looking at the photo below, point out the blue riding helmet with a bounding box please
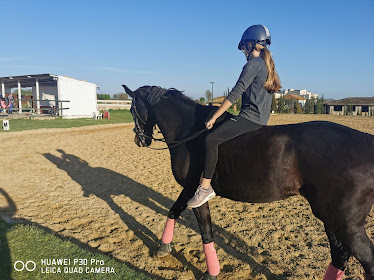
[238,24,271,52]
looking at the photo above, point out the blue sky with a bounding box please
[0,0,373,100]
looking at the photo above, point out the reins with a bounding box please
[139,127,208,150]
[131,90,208,150]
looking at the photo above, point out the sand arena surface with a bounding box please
[0,114,373,279]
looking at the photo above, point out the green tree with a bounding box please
[235,97,242,111]
[294,101,302,114]
[344,103,353,115]
[271,94,277,113]
[278,95,285,113]
[97,93,111,100]
[12,89,32,96]
[315,97,323,114]
[321,96,326,114]
[285,99,294,113]
[205,90,212,102]
[228,97,242,112]
[304,98,315,114]
[199,97,205,104]
[303,99,308,114]
[112,92,129,100]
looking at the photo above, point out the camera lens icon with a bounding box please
[14,261,36,272]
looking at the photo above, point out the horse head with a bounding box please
[122,85,164,147]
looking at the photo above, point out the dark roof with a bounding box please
[326,97,374,106]
[0,74,58,88]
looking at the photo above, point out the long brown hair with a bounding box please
[256,44,281,93]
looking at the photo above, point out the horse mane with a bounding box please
[139,86,196,106]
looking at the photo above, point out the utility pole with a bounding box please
[210,82,214,102]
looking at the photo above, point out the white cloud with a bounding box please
[0,64,41,69]
[0,57,26,62]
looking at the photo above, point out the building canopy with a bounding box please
[0,74,58,88]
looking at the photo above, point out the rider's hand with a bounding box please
[206,118,216,130]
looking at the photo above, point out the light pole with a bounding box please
[210,82,214,103]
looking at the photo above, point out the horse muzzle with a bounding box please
[134,134,151,147]
[134,135,142,147]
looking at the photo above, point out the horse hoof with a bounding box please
[200,272,217,280]
[157,241,172,257]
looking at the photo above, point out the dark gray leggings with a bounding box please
[203,115,263,179]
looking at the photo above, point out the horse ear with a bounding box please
[122,85,134,98]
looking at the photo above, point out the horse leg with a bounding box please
[302,181,374,279]
[328,196,374,279]
[343,227,374,280]
[157,188,193,257]
[193,202,220,280]
[322,211,374,279]
[323,230,351,280]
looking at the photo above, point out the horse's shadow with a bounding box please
[44,149,283,279]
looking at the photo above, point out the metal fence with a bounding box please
[97,100,131,110]
[1,99,70,116]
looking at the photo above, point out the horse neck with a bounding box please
[153,96,201,142]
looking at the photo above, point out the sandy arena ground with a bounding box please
[0,114,373,280]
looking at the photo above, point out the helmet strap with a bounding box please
[246,42,256,61]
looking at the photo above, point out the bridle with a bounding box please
[131,91,208,150]
[131,92,154,148]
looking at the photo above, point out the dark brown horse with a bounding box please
[123,85,374,280]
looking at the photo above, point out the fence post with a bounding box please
[36,79,40,114]
[18,80,22,114]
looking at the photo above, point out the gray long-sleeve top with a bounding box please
[226,57,272,125]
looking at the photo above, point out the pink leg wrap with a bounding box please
[161,218,176,244]
[203,242,220,276]
[323,264,345,280]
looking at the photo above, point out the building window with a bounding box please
[334,105,343,111]
[362,105,369,112]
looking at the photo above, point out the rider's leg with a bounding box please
[202,115,262,186]
[188,116,262,208]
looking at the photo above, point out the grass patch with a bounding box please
[0,110,133,132]
[227,109,239,115]
[0,218,151,280]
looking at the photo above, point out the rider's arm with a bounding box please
[211,99,232,121]
[206,99,233,129]
[206,60,261,128]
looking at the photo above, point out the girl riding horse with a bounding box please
[187,24,281,210]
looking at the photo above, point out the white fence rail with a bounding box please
[97,100,131,110]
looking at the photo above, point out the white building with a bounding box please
[275,89,318,100]
[0,74,98,118]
